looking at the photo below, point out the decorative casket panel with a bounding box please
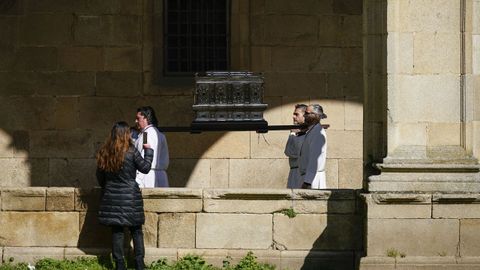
[192,71,268,129]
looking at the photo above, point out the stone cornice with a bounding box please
[375,163,480,173]
[432,193,480,203]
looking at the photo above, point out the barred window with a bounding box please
[164,0,230,76]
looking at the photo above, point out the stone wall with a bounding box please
[0,0,364,189]
[0,187,363,270]
[360,193,480,270]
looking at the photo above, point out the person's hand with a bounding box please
[143,144,151,149]
[301,182,311,189]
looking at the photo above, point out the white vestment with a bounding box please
[298,123,327,189]
[135,125,170,188]
[284,132,306,188]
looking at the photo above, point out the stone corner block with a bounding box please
[158,213,196,248]
[460,219,480,257]
[74,188,102,211]
[143,188,203,213]
[367,219,459,256]
[46,187,75,211]
[2,187,46,211]
[274,213,362,251]
[144,212,159,248]
[0,212,79,247]
[196,213,273,249]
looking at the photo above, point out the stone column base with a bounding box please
[368,162,480,192]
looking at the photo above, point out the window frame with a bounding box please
[162,0,231,77]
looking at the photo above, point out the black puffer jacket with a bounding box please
[96,146,153,226]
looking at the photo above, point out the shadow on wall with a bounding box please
[0,0,365,189]
[0,96,362,188]
[0,98,363,189]
[300,189,365,270]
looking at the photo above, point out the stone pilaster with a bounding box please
[365,0,480,193]
[362,0,480,269]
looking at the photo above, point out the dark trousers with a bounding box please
[111,225,145,270]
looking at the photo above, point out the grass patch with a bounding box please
[0,252,276,270]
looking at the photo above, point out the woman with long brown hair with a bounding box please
[96,121,153,270]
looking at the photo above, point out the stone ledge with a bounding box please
[3,247,64,264]
[142,188,203,199]
[228,249,281,266]
[377,162,480,172]
[457,257,480,264]
[144,198,202,213]
[363,194,432,218]
[63,248,109,258]
[204,199,291,213]
[292,189,356,200]
[203,188,292,200]
[177,249,228,267]
[145,248,177,264]
[368,177,480,193]
[1,187,46,211]
[292,199,357,214]
[370,193,432,204]
[142,189,203,212]
[432,193,480,203]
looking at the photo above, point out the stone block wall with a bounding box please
[0,187,364,270]
[473,0,480,158]
[0,0,364,189]
[360,193,480,270]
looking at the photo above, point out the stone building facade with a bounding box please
[0,0,363,189]
[0,0,480,269]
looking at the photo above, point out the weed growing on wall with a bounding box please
[278,208,297,218]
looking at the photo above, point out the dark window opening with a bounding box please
[164,0,230,76]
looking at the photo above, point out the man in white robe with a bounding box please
[134,106,170,188]
[299,104,327,189]
[284,104,307,188]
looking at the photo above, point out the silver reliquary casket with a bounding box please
[192,71,268,131]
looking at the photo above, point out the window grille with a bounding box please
[164,0,230,76]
